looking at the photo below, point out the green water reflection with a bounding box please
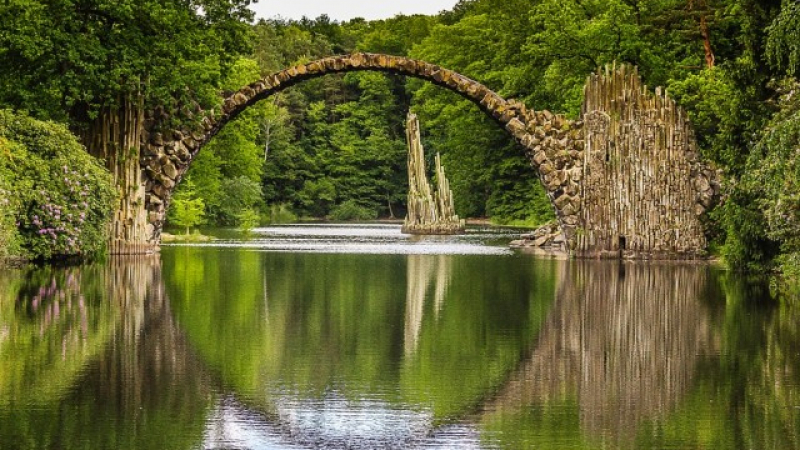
[164,247,558,420]
[0,258,211,450]
[0,244,797,449]
[479,262,800,450]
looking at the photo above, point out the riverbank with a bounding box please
[161,232,214,243]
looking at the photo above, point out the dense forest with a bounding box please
[0,0,798,276]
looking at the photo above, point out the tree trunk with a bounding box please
[688,0,715,69]
[700,14,715,69]
[263,120,271,161]
[77,95,155,255]
[387,196,395,219]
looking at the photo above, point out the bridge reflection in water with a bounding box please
[480,261,719,447]
[1,252,797,449]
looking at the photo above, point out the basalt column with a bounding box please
[577,65,719,259]
[402,113,465,235]
[78,95,156,255]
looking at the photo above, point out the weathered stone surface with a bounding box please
[539,162,555,176]
[403,113,465,235]
[163,162,178,180]
[510,221,567,254]
[233,92,248,106]
[136,54,716,260]
[576,64,719,260]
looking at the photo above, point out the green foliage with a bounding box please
[408,12,552,222]
[668,67,768,172]
[168,178,206,235]
[767,1,800,76]
[0,0,254,124]
[723,79,800,272]
[265,203,298,224]
[216,175,263,226]
[0,161,20,258]
[0,110,115,260]
[329,200,377,221]
[185,57,269,225]
[236,208,260,233]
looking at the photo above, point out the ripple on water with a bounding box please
[166,224,519,256]
[201,394,491,450]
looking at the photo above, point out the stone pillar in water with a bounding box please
[402,113,465,235]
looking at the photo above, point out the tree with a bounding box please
[0,0,254,246]
[217,176,263,225]
[168,179,206,235]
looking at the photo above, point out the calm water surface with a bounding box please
[1,224,798,449]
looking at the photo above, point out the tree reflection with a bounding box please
[0,263,119,406]
[165,248,557,423]
[6,248,794,449]
[481,262,800,450]
[0,257,212,450]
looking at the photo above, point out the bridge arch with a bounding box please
[141,53,583,247]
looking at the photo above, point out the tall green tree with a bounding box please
[0,0,253,245]
[408,11,553,222]
[168,178,206,235]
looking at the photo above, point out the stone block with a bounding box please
[505,118,526,136]
[539,162,555,175]
[163,162,178,180]
[234,92,248,106]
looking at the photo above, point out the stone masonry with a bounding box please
[138,54,718,259]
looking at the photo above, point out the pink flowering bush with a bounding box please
[0,110,115,260]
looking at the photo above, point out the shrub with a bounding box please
[236,208,260,233]
[0,110,115,260]
[329,200,377,222]
[0,160,21,258]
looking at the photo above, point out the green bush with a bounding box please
[329,200,377,222]
[0,165,21,258]
[236,208,260,233]
[0,110,115,260]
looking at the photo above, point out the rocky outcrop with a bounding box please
[402,113,465,235]
[576,64,720,259]
[510,221,567,255]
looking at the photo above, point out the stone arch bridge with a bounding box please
[124,53,718,259]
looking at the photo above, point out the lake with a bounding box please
[0,224,798,449]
